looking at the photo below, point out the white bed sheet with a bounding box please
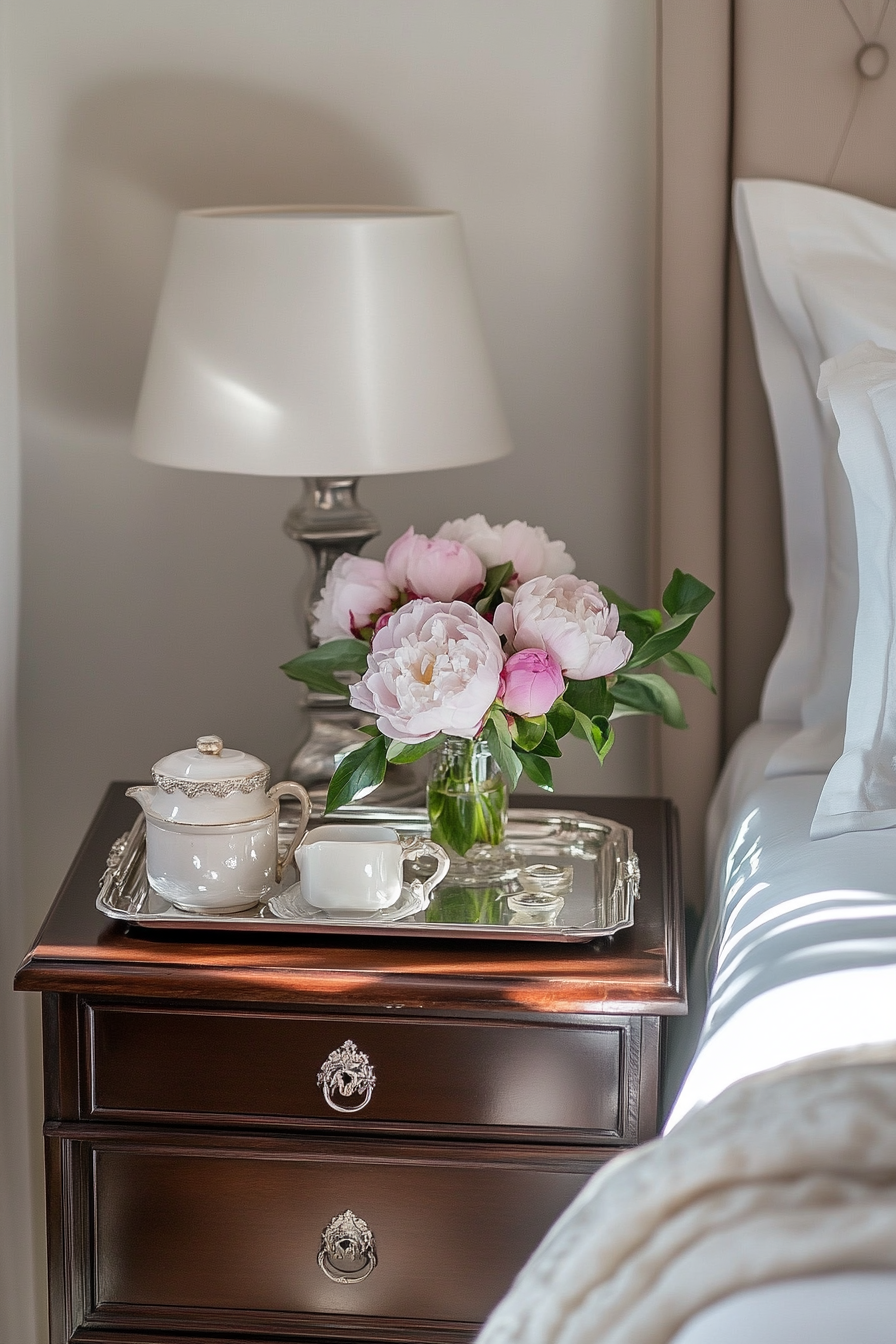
[664,721,896,1128]
[671,1274,896,1344]
[661,723,896,1341]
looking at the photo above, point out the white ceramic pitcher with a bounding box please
[297,824,450,913]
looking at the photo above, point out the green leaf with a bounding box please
[600,585,637,615]
[547,699,576,740]
[325,734,388,811]
[602,585,662,621]
[572,709,591,741]
[385,733,446,764]
[357,723,381,738]
[564,707,612,759]
[609,702,646,719]
[517,751,554,790]
[280,661,349,698]
[663,649,717,693]
[281,638,370,698]
[509,714,546,752]
[626,613,697,668]
[587,715,615,762]
[484,710,523,789]
[612,672,687,729]
[475,561,515,614]
[617,610,662,652]
[662,569,715,619]
[532,726,562,758]
[563,676,613,721]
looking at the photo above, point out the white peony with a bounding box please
[311,555,398,641]
[350,599,504,743]
[494,575,633,680]
[436,514,575,586]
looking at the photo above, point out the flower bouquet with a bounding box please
[282,515,714,860]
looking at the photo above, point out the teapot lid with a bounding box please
[151,736,270,800]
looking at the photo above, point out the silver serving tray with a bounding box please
[96,802,639,942]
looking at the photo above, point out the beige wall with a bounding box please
[10,6,655,1336]
[13,0,656,928]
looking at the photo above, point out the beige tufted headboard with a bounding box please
[655,0,896,906]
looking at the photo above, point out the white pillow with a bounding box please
[811,343,896,840]
[733,180,896,776]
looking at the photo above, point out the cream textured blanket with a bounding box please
[477,1046,896,1344]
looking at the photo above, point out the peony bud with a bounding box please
[498,650,565,718]
[384,527,485,603]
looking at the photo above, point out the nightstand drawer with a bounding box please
[63,1130,598,1338]
[84,1002,638,1141]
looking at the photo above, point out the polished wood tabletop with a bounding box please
[16,786,685,1018]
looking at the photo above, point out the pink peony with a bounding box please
[494,575,633,680]
[311,555,398,641]
[498,649,565,718]
[384,527,485,603]
[436,514,575,587]
[350,599,503,743]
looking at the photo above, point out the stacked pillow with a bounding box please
[734,180,896,782]
[812,344,896,838]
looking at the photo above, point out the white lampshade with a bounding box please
[132,206,514,476]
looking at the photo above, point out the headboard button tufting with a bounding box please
[856,42,889,80]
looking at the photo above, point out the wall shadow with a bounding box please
[39,74,416,420]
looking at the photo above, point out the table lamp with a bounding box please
[131,206,514,800]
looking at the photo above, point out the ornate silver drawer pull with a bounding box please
[318,1209,377,1283]
[317,1040,376,1113]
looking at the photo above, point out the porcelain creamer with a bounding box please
[296,823,450,912]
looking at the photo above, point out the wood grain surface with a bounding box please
[53,1127,601,1336]
[16,789,685,1018]
[84,1001,638,1142]
[20,789,685,1344]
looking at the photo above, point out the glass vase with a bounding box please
[426,736,509,880]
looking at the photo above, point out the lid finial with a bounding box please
[197,735,224,755]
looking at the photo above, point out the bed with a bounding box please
[654,0,896,1174]
[476,717,896,1340]
[666,723,896,1128]
[474,4,896,1341]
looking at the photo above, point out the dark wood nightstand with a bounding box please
[16,788,684,1344]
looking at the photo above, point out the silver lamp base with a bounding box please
[283,476,426,810]
[286,699,425,811]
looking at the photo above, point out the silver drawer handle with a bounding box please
[318,1209,377,1283]
[317,1039,376,1113]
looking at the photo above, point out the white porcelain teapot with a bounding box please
[127,736,311,913]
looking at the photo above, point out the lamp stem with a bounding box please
[283,477,380,635]
[283,477,424,808]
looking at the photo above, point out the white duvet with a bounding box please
[665,721,896,1128]
[477,723,896,1344]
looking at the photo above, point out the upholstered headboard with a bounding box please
[656,0,896,903]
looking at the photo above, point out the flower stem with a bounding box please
[427,736,507,856]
